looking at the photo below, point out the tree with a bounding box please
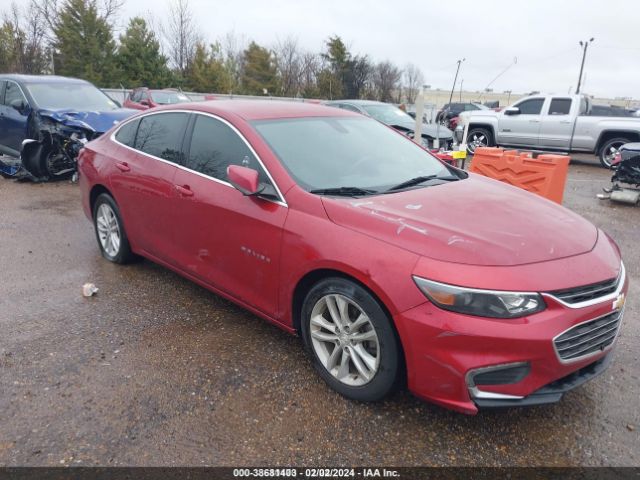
[241,41,278,95]
[165,0,200,78]
[0,1,49,74]
[221,30,246,93]
[403,62,424,104]
[52,0,119,86]
[373,61,402,103]
[185,42,232,93]
[344,55,373,99]
[273,36,302,97]
[319,35,350,99]
[117,17,171,88]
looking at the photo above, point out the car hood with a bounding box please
[38,108,137,134]
[390,119,453,139]
[459,109,498,120]
[321,175,598,266]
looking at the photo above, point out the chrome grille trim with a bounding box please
[543,263,625,309]
[553,308,624,364]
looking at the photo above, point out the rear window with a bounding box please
[134,113,188,163]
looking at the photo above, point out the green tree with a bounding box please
[0,21,21,72]
[52,0,118,86]
[241,41,278,95]
[116,17,171,88]
[184,42,232,93]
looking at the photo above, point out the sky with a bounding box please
[3,0,639,98]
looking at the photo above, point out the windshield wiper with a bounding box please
[385,175,459,192]
[309,186,379,197]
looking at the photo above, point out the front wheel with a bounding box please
[301,277,401,402]
[599,137,630,169]
[466,128,493,155]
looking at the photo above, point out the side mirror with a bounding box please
[10,98,26,113]
[227,165,263,196]
[504,107,520,116]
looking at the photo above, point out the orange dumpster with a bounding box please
[470,147,570,204]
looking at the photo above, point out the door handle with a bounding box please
[115,162,130,172]
[529,119,540,123]
[175,184,194,197]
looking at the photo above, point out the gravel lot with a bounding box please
[0,155,638,466]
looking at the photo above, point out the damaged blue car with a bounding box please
[0,75,136,180]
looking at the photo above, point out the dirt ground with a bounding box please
[0,155,638,466]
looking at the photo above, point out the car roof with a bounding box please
[157,100,358,121]
[0,74,90,85]
[327,99,387,107]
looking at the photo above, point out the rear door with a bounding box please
[170,113,288,315]
[538,97,574,149]
[109,111,190,261]
[497,97,545,146]
[0,81,30,155]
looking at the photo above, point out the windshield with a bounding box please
[152,91,191,104]
[252,117,452,192]
[26,82,119,111]
[361,104,412,125]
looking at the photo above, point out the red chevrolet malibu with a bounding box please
[78,101,628,414]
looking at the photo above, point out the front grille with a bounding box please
[548,275,619,305]
[554,310,623,362]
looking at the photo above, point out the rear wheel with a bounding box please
[466,128,493,155]
[599,137,630,169]
[93,193,135,264]
[301,277,401,402]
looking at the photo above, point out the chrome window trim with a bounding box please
[542,263,625,309]
[110,109,288,208]
[552,307,624,365]
[465,362,527,401]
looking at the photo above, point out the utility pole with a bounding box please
[448,58,465,107]
[576,38,594,94]
[459,79,463,102]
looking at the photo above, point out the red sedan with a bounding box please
[78,101,628,414]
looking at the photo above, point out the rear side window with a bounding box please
[114,119,139,147]
[549,98,572,115]
[135,113,188,163]
[516,98,544,115]
[185,114,269,183]
[130,89,142,102]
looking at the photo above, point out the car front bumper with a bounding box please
[394,279,628,415]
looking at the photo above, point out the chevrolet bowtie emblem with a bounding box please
[613,293,626,311]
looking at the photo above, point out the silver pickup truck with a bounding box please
[456,94,640,167]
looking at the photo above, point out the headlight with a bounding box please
[413,276,546,319]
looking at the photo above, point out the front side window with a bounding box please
[361,104,412,124]
[548,98,572,115]
[134,113,188,163]
[253,116,452,192]
[185,114,269,183]
[4,81,27,108]
[515,98,544,115]
[339,104,361,113]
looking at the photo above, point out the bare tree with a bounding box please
[403,62,424,104]
[1,1,50,74]
[299,51,321,97]
[373,61,402,103]
[221,30,247,92]
[165,0,200,75]
[273,36,302,96]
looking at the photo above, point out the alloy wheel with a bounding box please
[96,203,121,257]
[309,294,380,386]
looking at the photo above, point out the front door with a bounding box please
[171,113,288,316]
[497,97,545,147]
[0,81,30,155]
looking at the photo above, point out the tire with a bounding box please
[92,193,136,264]
[599,137,630,169]
[466,127,493,155]
[300,277,401,402]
